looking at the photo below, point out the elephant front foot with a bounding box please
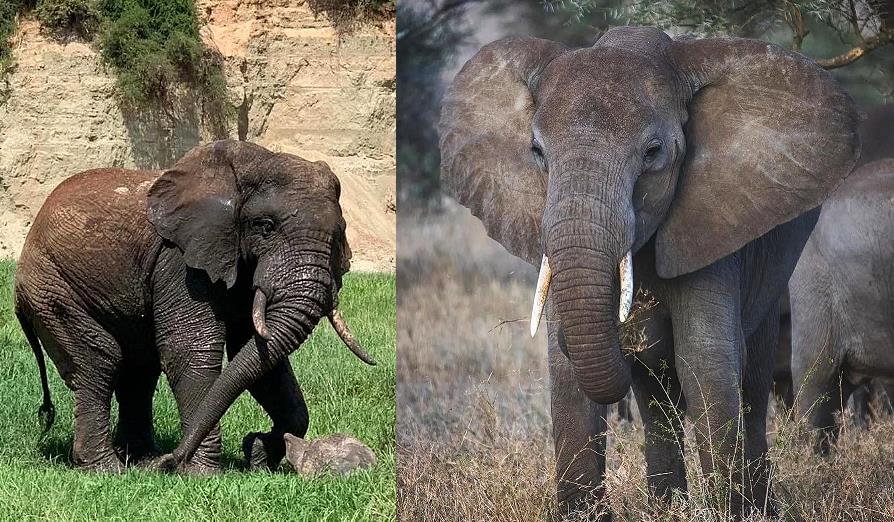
[182,458,223,476]
[242,431,286,470]
[148,453,179,473]
[80,452,126,474]
[553,492,612,522]
[148,453,222,475]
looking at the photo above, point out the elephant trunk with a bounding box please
[540,160,634,404]
[173,245,335,464]
[549,238,632,404]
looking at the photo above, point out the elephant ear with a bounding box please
[147,141,240,288]
[439,37,568,267]
[654,36,860,278]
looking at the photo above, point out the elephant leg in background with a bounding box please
[234,338,310,470]
[34,301,124,471]
[740,302,781,514]
[669,256,755,517]
[113,360,161,463]
[790,280,849,453]
[868,380,894,422]
[153,261,227,474]
[547,300,610,520]
[631,314,688,503]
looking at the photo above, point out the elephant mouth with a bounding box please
[251,287,377,365]
[529,250,634,337]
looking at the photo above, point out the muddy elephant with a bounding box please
[14,140,375,473]
[439,27,858,517]
[790,158,894,452]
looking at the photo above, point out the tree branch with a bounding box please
[396,0,482,42]
[815,29,894,69]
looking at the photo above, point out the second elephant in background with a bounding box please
[790,158,894,450]
[774,104,894,416]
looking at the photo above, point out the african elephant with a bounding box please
[439,27,859,517]
[774,103,894,414]
[14,140,375,473]
[790,158,894,452]
[775,292,893,422]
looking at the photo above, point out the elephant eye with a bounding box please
[643,140,663,165]
[254,218,275,237]
[531,137,544,162]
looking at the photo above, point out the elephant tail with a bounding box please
[15,309,55,433]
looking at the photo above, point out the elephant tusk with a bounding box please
[329,309,377,366]
[619,250,633,323]
[252,288,272,341]
[530,255,551,338]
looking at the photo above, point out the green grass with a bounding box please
[0,260,395,521]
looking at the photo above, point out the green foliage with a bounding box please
[0,0,31,76]
[308,0,396,33]
[0,262,396,520]
[96,0,229,114]
[35,0,99,38]
[1,0,230,124]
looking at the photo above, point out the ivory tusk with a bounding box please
[619,250,633,323]
[252,288,272,340]
[530,255,552,337]
[329,309,377,366]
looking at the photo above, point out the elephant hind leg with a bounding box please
[240,350,309,470]
[114,362,160,464]
[29,298,124,471]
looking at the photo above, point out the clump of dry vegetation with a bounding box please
[397,205,894,522]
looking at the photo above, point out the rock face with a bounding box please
[0,2,395,271]
[283,432,377,476]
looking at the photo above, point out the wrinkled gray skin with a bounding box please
[15,140,371,473]
[790,158,894,452]
[439,27,859,518]
[775,295,894,421]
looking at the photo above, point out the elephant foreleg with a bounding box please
[153,262,227,474]
[166,352,225,474]
[631,315,687,503]
[547,299,610,521]
[669,256,749,518]
[741,303,781,515]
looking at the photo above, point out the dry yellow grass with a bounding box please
[397,204,894,522]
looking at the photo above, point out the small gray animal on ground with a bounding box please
[284,433,377,476]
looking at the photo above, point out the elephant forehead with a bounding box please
[261,155,340,196]
[536,49,677,138]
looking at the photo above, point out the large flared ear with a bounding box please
[439,37,568,267]
[147,141,243,288]
[654,36,860,278]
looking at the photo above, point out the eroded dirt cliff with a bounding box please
[0,0,395,271]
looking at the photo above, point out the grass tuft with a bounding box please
[0,260,395,521]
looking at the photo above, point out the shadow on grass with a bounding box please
[36,429,261,471]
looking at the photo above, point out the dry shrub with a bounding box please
[397,206,894,521]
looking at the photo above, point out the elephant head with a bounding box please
[146,140,374,465]
[439,27,859,404]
